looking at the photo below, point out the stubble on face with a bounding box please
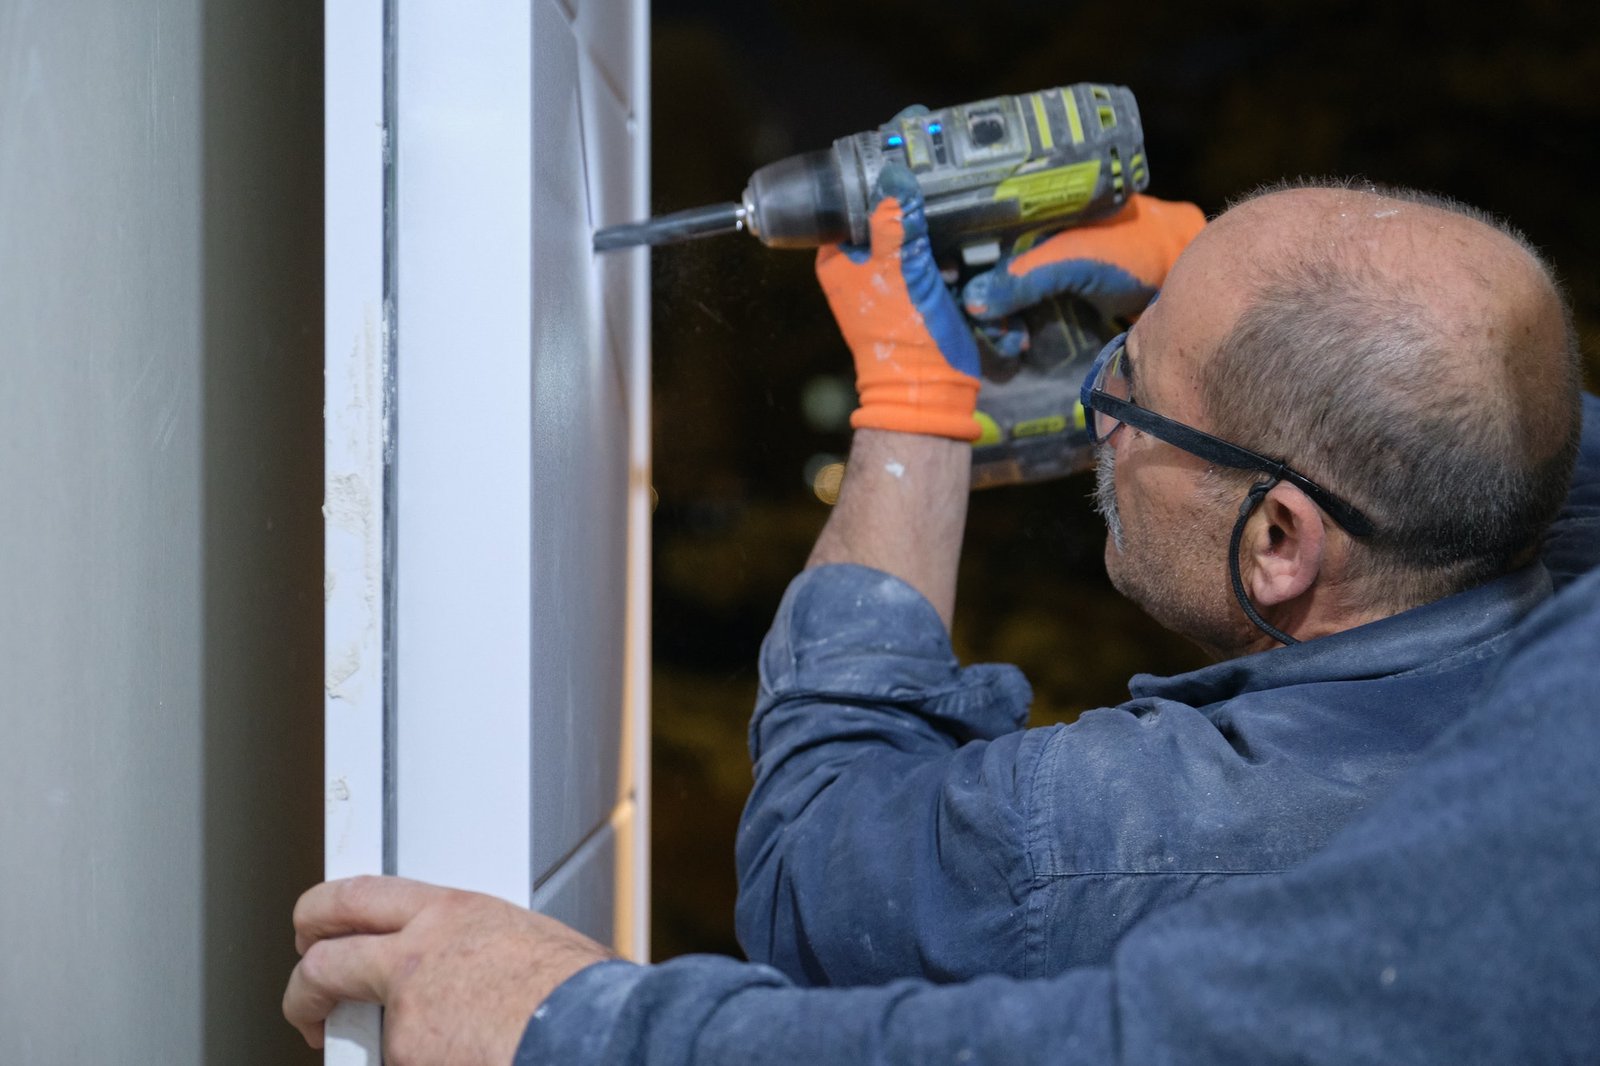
[1093,444,1125,552]
[1093,435,1252,659]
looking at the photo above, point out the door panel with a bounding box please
[324,0,649,1059]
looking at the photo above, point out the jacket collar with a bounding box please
[1129,564,1553,705]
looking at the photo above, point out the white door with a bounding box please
[323,1,650,1059]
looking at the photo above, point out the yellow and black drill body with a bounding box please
[594,84,1151,486]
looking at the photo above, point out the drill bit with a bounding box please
[593,202,748,252]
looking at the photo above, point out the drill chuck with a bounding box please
[740,149,851,248]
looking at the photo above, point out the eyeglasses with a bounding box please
[1079,333,1376,539]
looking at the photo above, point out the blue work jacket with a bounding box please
[729,390,1600,987]
[732,559,1550,986]
[519,563,1600,1065]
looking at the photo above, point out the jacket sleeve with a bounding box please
[516,955,1117,1066]
[1542,391,1600,589]
[732,563,1041,986]
[518,566,1600,1066]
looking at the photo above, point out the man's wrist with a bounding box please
[805,428,971,624]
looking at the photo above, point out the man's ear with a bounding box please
[1242,481,1326,607]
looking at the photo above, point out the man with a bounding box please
[287,560,1600,1065]
[283,178,1600,1058]
[732,170,1594,986]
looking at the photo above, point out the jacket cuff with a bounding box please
[514,959,647,1065]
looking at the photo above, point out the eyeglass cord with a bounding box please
[1229,478,1301,647]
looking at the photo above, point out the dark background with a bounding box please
[647,0,1600,960]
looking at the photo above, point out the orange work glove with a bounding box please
[961,194,1206,354]
[816,164,982,441]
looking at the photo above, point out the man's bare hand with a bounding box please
[283,875,614,1065]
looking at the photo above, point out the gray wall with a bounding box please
[0,1,323,1062]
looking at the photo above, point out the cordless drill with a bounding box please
[594,84,1150,486]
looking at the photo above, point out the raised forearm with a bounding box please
[807,429,970,628]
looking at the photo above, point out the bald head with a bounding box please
[1180,183,1581,606]
[1210,187,1572,451]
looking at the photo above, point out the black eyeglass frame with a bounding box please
[1080,334,1377,539]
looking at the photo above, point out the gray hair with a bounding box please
[1199,182,1582,609]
